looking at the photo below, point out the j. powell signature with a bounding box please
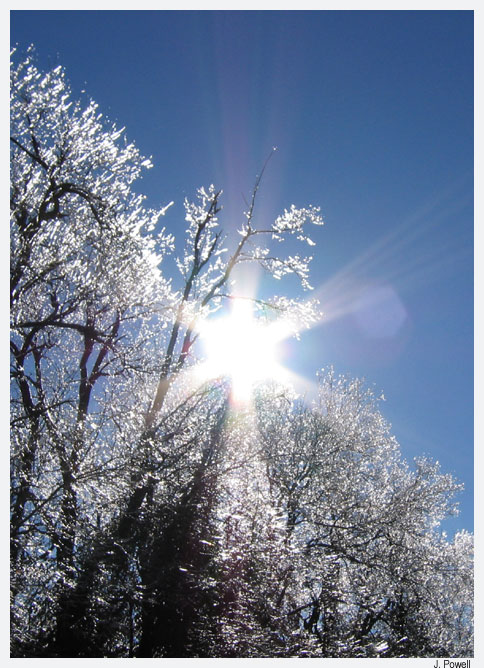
[433,660,470,668]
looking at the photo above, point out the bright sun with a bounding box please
[197,299,288,402]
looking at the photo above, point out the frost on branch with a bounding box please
[237,202,324,291]
[272,204,323,243]
[257,295,322,337]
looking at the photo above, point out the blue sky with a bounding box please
[10,10,474,535]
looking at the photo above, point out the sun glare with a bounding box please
[198,299,287,402]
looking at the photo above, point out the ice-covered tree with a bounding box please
[254,372,473,657]
[10,49,472,658]
[10,45,178,654]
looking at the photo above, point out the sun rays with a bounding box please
[187,178,472,411]
[196,297,291,404]
[313,180,472,330]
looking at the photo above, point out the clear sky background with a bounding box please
[10,9,474,535]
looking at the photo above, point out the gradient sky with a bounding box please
[10,9,474,535]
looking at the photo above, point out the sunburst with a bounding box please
[196,298,290,403]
